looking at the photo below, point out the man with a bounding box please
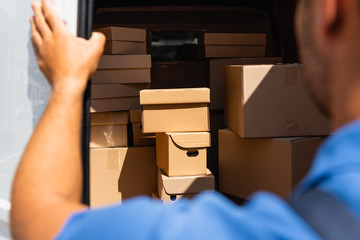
[10,0,360,239]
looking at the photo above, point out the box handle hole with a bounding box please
[187,150,199,157]
[170,195,177,201]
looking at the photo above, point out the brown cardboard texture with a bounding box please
[158,169,214,203]
[204,33,266,46]
[156,132,210,177]
[95,27,146,42]
[91,97,140,113]
[218,129,324,198]
[140,88,210,133]
[224,64,330,138]
[205,46,266,58]
[130,109,142,123]
[209,58,283,110]
[103,41,146,55]
[91,83,150,99]
[93,55,151,84]
[90,112,128,148]
[90,147,156,207]
[129,110,155,146]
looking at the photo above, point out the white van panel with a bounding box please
[0,0,78,238]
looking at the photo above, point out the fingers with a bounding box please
[30,16,43,47]
[89,32,106,55]
[41,0,66,32]
[31,1,51,38]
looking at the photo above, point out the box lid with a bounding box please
[129,109,142,123]
[95,26,146,42]
[98,55,151,69]
[204,33,266,46]
[168,132,211,149]
[160,169,214,195]
[140,88,210,105]
[91,112,128,126]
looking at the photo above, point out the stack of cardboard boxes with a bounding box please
[140,88,215,203]
[219,64,330,198]
[89,27,157,207]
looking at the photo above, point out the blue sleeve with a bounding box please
[55,191,320,240]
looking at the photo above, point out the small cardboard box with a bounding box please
[90,146,156,207]
[95,26,146,55]
[140,88,210,133]
[224,64,330,138]
[205,46,266,58]
[209,58,283,110]
[219,129,324,198]
[93,55,151,84]
[158,168,215,203]
[204,33,267,46]
[91,97,140,113]
[156,132,211,177]
[91,83,150,99]
[129,109,155,147]
[90,112,128,148]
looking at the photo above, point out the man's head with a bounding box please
[295,0,360,121]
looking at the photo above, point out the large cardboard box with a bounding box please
[158,169,215,203]
[204,33,266,46]
[93,55,151,84]
[219,129,324,198]
[90,97,140,113]
[129,109,155,147]
[209,58,282,110]
[156,132,210,177]
[205,46,266,58]
[224,64,330,138]
[95,27,146,55]
[140,88,210,133]
[90,112,128,148]
[90,147,157,207]
[91,83,150,99]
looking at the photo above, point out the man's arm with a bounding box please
[10,1,105,239]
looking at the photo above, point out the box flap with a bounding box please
[91,112,128,125]
[160,169,214,195]
[129,109,142,123]
[140,88,210,105]
[95,26,146,42]
[168,132,211,149]
[98,55,151,69]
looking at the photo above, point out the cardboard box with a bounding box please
[224,65,330,138]
[209,58,283,110]
[129,109,155,147]
[90,112,128,148]
[140,88,210,133]
[205,46,266,58]
[92,55,151,84]
[91,83,150,99]
[156,132,211,177]
[219,129,324,198]
[158,169,215,203]
[90,147,157,207]
[204,33,266,46]
[91,97,140,113]
[95,27,146,55]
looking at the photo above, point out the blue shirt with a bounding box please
[56,120,360,240]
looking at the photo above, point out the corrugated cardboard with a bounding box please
[92,55,151,84]
[205,46,266,58]
[129,109,155,147]
[91,97,140,113]
[90,147,156,207]
[156,132,210,177]
[224,64,330,138]
[92,69,151,84]
[90,112,128,148]
[96,26,147,55]
[204,33,266,46]
[209,58,283,110]
[158,168,214,203]
[91,83,150,99]
[140,88,210,133]
[219,129,324,198]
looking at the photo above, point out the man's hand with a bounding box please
[30,0,105,96]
